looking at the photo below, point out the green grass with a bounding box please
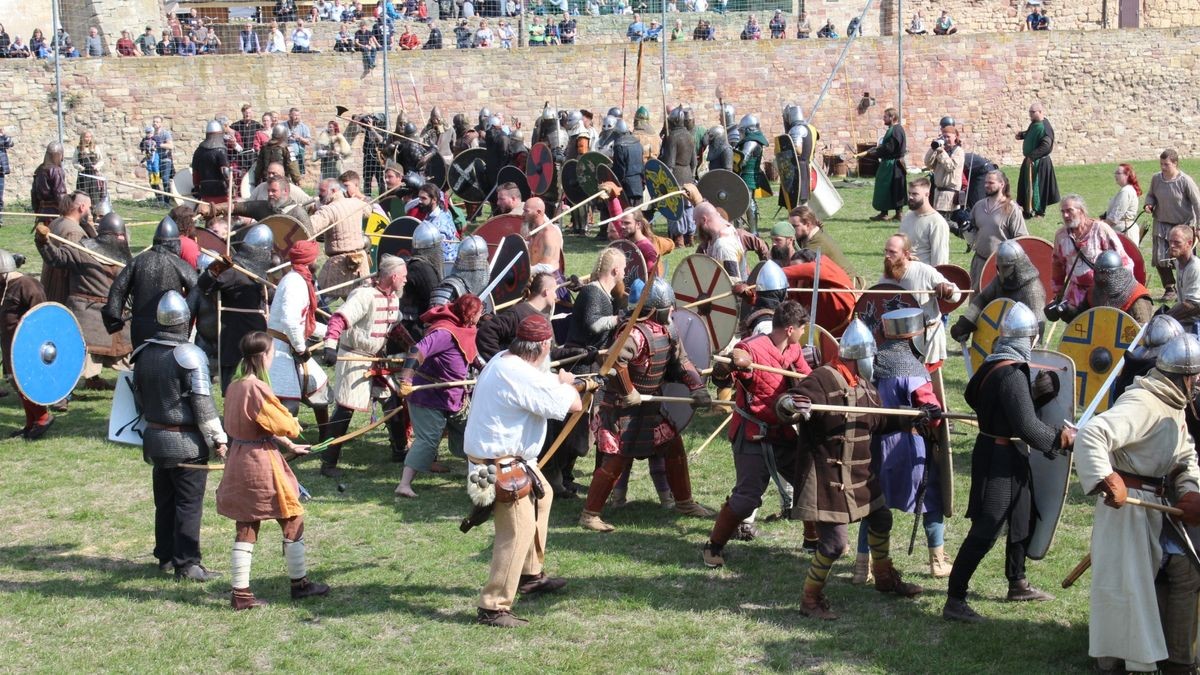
[1,158,1194,673]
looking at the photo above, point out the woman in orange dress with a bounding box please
[216,331,330,610]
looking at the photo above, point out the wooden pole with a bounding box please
[534,190,608,235]
[45,232,125,268]
[596,190,687,227]
[689,413,732,459]
[711,354,805,379]
[80,173,205,205]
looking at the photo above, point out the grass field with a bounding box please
[1,157,1195,673]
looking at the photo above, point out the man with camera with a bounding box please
[924,122,964,219]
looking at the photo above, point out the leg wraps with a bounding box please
[660,437,693,503]
[322,405,355,467]
[282,538,307,581]
[648,455,670,493]
[708,502,743,549]
[865,507,894,562]
[231,541,254,589]
[584,454,632,512]
[805,550,837,592]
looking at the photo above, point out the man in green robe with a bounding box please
[868,108,906,222]
[1016,102,1059,219]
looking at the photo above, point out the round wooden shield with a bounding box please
[170,167,194,205]
[698,169,751,222]
[561,159,588,205]
[474,214,525,259]
[597,165,628,209]
[799,324,839,367]
[780,258,857,337]
[853,283,921,344]
[661,382,696,433]
[644,159,685,222]
[1059,306,1140,415]
[606,240,648,295]
[967,299,1016,377]
[525,142,556,196]
[11,302,87,406]
[1117,231,1147,285]
[262,213,308,260]
[1024,348,1077,560]
[576,151,612,198]
[673,308,713,377]
[449,147,488,202]
[774,133,802,211]
[195,228,228,257]
[672,254,738,351]
[424,151,448,190]
[934,264,972,313]
[364,211,389,248]
[980,236,1053,295]
[489,234,532,308]
[497,164,531,201]
[375,216,420,262]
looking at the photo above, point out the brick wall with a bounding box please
[1,27,1198,199]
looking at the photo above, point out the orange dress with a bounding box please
[216,375,305,522]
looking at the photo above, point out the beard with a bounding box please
[770,244,793,265]
[985,186,1000,197]
[907,198,923,211]
[883,257,906,280]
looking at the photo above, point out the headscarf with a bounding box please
[289,240,320,336]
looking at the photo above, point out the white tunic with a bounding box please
[464,351,576,462]
[326,284,402,411]
[267,272,327,401]
[899,210,950,266]
[1105,184,1141,241]
[881,261,959,364]
[1074,370,1200,671]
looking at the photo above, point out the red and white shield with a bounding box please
[672,254,738,351]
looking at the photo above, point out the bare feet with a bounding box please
[394,483,417,498]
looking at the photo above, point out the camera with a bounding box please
[930,137,946,151]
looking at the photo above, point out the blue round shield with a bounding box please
[11,302,87,405]
[644,159,685,222]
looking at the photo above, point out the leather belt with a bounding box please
[980,432,1011,446]
[148,422,197,433]
[1117,470,1166,497]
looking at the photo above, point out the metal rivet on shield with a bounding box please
[1089,347,1113,373]
[40,342,57,365]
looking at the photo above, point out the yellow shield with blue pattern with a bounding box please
[1058,306,1140,414]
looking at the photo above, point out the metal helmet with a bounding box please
[541,107,557,121]
[720,103,736,128]
[636,106,651,122]
[156,290,190,327]
[94,212,125,238]
[1095,249,1123,272]
[881,307,925,340]
[153,215,180,244]
[607,106,623,119]
[237,223,275,256]
[1131,314,1185,361]
[645,277,676,309]
[1157,334,1200,375]
[838,317,877,360]
[783,103,804,128]
[455,235,488,271]
[739,114,759,132]
[452,112,468,130]
[755,260,788,292]
[205,119,223,135]
[403,171,426,192]
[478,107,492,126]
[682,105,695,129]
[705,125,726,144]
[486,115,502,131]
[614,119,630,135]
[412,221,445,250]
[271,123,289,141]
[0,249,16,274]
[403,122,418,136]
[566,110,583,127]
[667,106,685,127]
[996,239,1028,266]
[939,116,956,129]
[999,302,1039,339]
[602,115,617,132]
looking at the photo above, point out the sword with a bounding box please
[960,340,974,379]
[480,249,525,302]
[807,253,822,352]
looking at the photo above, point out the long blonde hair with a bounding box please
[592,247,627,281]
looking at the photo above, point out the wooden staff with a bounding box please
[334,105,434,148]
[785,287,974,295]
[639,395,978,420]
[1061,553,1091,589]
[316,276,366,296]
[681,287,748,310]
[555,274,592,291]
[547,349,607,369]
[711,354,805,379]
[689,413,733,459]
[45,231,126,268]
[0,210,58,218]
[596,190,687,227]
[80,173,205,205]
[1127,497,1184,516]
[535,190,609,234]
[307,182,404,241]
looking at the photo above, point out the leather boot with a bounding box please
[607,488,627,508]
[928,546,952,578]
[657,489,676,510]
[702,542,726,568]
[674,499,716,517]
[231,587,268,610]
[290,577,331,599]
[850,553,873,585]
[706,503,744,557]
[802,521,819,554]
[1006,578,1054,602]
[942,596,985,623]
[477,607,529,627]
[799,588,838,621]
[673,235,685,248]
[579,509,615,532]
[684,233,694,246]
[1159,661,1199,675]
[873,559,923,597]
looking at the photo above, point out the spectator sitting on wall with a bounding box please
[202,31,221,54]
[643,20,660,41]
[816,19,838,38]
[156,30,176,55]
[847,16,862,36]
[691,19,705,40]
[116,30,138,57]
[472,19,493,47]
[56,28,79,57]
[905,10,927,35]
[769,9,786,39]
[670,18,684,41]
[334,24,355,51]
[934,10,958,34]
[30,28,48,58]
[84,26,103,57]
[178,35,198,56]
[399,23,420,48]
[276,0,298,22]
[239,25,261,53]
[291,19,316,52]
[704,20,716,40]
[796,12,812,38]
[740,15,762,40]
[423,22,443,48]
[345,1,363,21]
[416,0,430,22]
[454,19,472,48]
[355,20,379,71]
[627,13,646,42]
[191,20,209,47]
[0,23,9,53]
[9,35,31,58]
[1036,7,1050,30]
[136,26,156,55]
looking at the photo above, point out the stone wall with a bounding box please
[1,27,1198,199]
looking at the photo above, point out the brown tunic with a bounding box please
[216,375,304,522]
[36,239,131,357]
[788,362,902,523]
[40,216,88,305]
[0,274,47,376]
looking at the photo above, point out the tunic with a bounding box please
[727,333,809,444]
[465,352,575,462]
[1146,171,1200,268]
[1051,221,1131,308]
[1016,119,1060,217]
[0,274,45,377]
[1074,370,1200,670]
[871,124,906,212]
[967,198,1028,288]
[215,375,305,522]
[267,271,328,401]
[198,267,268,370]
[880,261,958,364]
[924,144,965,212]
[798,227,853,276]
[313,196,373,300]
[873,367,942,514]
[1104,184,1141,241]
[41,216,88,305]
[326,284,402,411]
[898,210,950,266]
[703,227,748,281]
[36,238,132,358]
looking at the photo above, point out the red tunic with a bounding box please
[729,333,811,442]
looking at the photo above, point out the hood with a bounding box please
[1131,368,1189,411]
